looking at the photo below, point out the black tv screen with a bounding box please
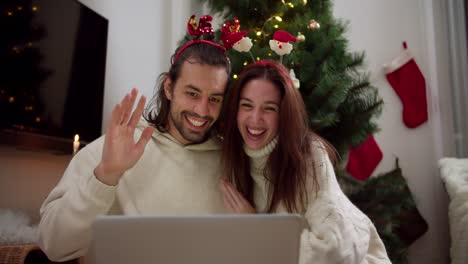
[0,0,108,150]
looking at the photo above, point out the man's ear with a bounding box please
[163,75,173,100]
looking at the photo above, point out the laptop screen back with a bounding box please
[92,214,304,264]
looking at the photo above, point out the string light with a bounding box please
[303,0,307,5]
[281,0,295,8]
[17,6,23,11]
[243,61,248,66]
[256,57,260,61]
[268,53,272,57]
[275,16,282,22]
[274,24,279,29]
[35,117,41,123]
[9,97,15,103]
[233,74,238,79]
[32,6,38,12]
[7,11,13,16]
[256,31,262,36]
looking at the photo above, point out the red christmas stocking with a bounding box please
[384,42,428,128]
[346,135,383,181]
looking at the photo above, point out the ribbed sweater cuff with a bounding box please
[85,174,117,206]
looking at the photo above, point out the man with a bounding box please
[38,38,230,261]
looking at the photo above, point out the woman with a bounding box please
[220,60,391,263]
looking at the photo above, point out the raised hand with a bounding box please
[94,88,154,186]
[220,178,256,214]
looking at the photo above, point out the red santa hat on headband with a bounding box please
[273,30,297,43]
[270,30,297,56]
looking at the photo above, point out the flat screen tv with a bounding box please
[0,0,108,153]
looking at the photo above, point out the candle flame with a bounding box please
[74,134,79,142]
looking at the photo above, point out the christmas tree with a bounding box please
[205,0,382,155]
[0,0,49,132]
[201,0,428,263]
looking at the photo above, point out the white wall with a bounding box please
[333,0,453,263]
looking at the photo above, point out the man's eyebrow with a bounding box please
[185,84,201,92]
[185,84,225,96]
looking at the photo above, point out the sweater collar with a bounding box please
[244,136,279,159]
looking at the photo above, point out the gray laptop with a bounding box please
[91,214,304,264]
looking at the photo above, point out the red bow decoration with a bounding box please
[221,17,248,49]
[187,15,214,38]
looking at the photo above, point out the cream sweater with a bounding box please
[38,120,225,261]
[245,138,392,264]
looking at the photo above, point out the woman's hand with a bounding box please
[220,178,256,214]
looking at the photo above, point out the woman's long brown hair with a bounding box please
[221,60,336,213]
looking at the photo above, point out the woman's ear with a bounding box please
[163,75,173,100]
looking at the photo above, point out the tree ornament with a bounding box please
[307,19,320,30]
[297,32,305,42]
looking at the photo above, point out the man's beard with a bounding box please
[169,110,213,144]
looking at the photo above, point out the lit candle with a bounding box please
[73,134,80,155]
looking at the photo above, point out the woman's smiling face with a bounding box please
[237,78,281,150]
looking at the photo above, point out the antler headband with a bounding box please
[173,15,227,64]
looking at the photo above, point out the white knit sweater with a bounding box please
[244,138,392,264]
[38,120,225,261]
